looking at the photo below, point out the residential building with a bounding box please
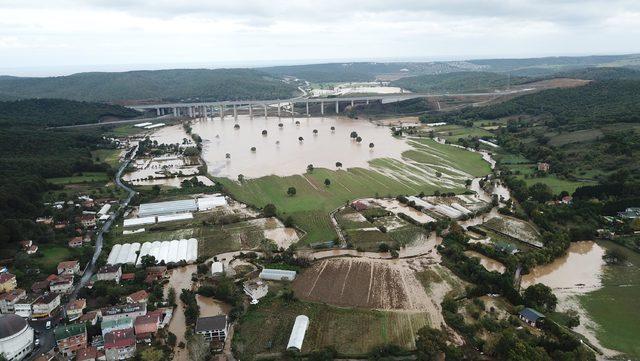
[76,346,103,361]
[50,275,74,293]
[54,323,87,358]
[243,279,268,303]
[30,280,50,295]
[32,293,61,318]
[134,314,159,343]
[14,294,40,318]
[537,162,550,172]
[57,260,80,275]
[519,308,545,328]
[120,273,135,282]
[35,217,53,225]
[104,328,136,361]
[0,273,17,293]
[618,207,640,219]
[101,303,146,323]
[76,311,100,326]
[26,245,38,255]
[0,288,26,314]
[195,315,228,341]
[67,298,86,321]
[101,317,133,336]
[97,265,122,284]
[68,237,84,248]
[80,214,97,228]
[126,290,148,304]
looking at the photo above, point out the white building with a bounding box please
[211,262,224,276]
[0,314,34,361]
[286,315,309,351]
[259,268,296,281]
[243,280,268,303]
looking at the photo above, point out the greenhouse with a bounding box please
[138,199,197,217]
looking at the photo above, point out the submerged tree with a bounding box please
[335,162,342,168]
[307,164,314,173]
[298,136,304,142]
[237,174,244,183]
[225,153,231,159]
[234,124,240,129]
[278,123,284,127]
[287,187,297,196]
[369,142,375,148]
[250,146,256,152]
[356,136,362,143]
[261,129,268,135]
[331,126,336,131]
[350,131,358,139]
[324,178,331,187]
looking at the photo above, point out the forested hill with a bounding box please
[0,68,298,102]
[0,99,140,127]
[434,80,640,128]
[390,71,531,93]
[549,67,640,81]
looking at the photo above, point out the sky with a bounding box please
[1,0,640,76]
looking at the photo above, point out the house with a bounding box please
[537,162,550,172]
[195,315,228,341]
[120,273,135,282]
[14,294,40,318]
[211,261,224,276]
[31,280,50,294]
[0,288,26,313]
[36,217,53,225]
[0,272,17,292]
[618,207,640,219]
[26,244,39,254]
[57,260,80,275]
[126,290,148,304]
[55,323,88,358]
[76,346,103,361]
[519,308,545,328]
[104,328,136,361]
[32,293,61,318]
[67,298,87,321]
[69,236,84,248]
[19,240,32,250]
[134,314,159,342]
[101,303,146,323]
[80,214,97,228]
[77,310,100,326]
[144,266,168,284]
[101,317,134,336]
[50,275,74,293]
[97,265,122,283]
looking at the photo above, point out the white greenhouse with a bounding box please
[138,199,197,217]
[286,315,309,351]
[197,196,227,211]
[123,216,156,228]
[132,238,199,266]
[259,268,296,281]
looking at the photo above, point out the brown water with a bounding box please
[186,115,411,179]
[464,250,506,274]
[521,241,605,290]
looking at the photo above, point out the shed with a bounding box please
[286,315,309,351]
[519,308,545,327]
[211,262,224,276]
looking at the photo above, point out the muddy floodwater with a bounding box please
[177,115,412,179]
[464,250,506,274]
[521,241,605,290]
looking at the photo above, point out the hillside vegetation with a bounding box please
[0,98,140,126]
[0,68,298,102]
[391,71,531,93]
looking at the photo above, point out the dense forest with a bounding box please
[0,99,128,246]
[390,71,531,93]
[467,54,640,75]
[0,69,299,102]
[549,67,640,81]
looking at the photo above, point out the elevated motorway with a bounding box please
[127,88,530,118]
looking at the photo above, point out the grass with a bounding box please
[92,149,122,168]
[579,241,640,359]
[47,172,109,185]
[388,225,427,247]
[34,244,82,274]
[234,295,431,358]
[220,138,489,244]
[522,176,594,194]
[346,229,395,251]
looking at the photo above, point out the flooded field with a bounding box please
[184,115,411,179]
[464,250,506,274]
[521,241,605,290]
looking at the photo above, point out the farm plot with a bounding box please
[482,215,543,248]
[292,257,450,326]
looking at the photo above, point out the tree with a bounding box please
[287,187,297,196]
[369,142,374,148]
[335,162,342,168]
[356,136,362,143]
[324,178,331,187]
[225,153,231,159]
[298,136,304,142]
[167,287,176,306]
[523,283,557,312]
[330,126,335,131]
[140,347,165,361]
[263,203,277,217]
[187,334,209,361]
[529,183,553,203]
[350,131,358,139]
[140,255,157,268]
[167,332,177,347]
[278,123,283,127]
[250,146,256,152]
[603,248,627,265]
[435,171,442,178]
[234,124,240,129]
[415,326,449,360]
[237,174,244,183]
[465,179,472,187]
[261,129,267,135]
[313,129,318,134]
[307,164,314,173]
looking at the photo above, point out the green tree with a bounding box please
[335,161,342,168]
[350,131,358,139]
[307,164,314,173]
[263,203,277,217]
[140,255,157,268]
[529,182,553,203]
[287,187,297,196]
[139,347,165,361]
[237,174,244,183]
[324,178,331,187]
[415,326,449,360]
[523,283,557,312]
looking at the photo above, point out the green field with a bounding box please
[503,162,594,194]
[92,149,122,168]
[35,244,84,274]
[234,296,431,358]
[220,138,490,243]
[47,172,109,185]
[579,242,640,360]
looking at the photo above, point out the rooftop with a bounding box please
[98,265,121,274]
[57,260,79,269]
[101,317,133,330]
[519,308,545,322]
[54,323,86,341]
[0,314,28,339]
[104,328,135,348]
[127,290,148,302]
[195,315,227,333]
[0,273,16,283]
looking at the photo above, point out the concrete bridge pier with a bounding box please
[249,104,253,118]
[366,99,370,105]
[320,101,324,115]
[277,103,281,117]
[351,100,354,107]
[264,104,268,118]
[156,108,161,116]
[233,104,237,119]
[173,108,178,117]
[335,101,339,114]
[306,101,309,116]
[219,105,224,119]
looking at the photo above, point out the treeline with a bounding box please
[0,69,298,102]
[427,80,640,129]
[391,71,531,93]
[0,98,140,126]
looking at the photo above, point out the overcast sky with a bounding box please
[1,0,640,76]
